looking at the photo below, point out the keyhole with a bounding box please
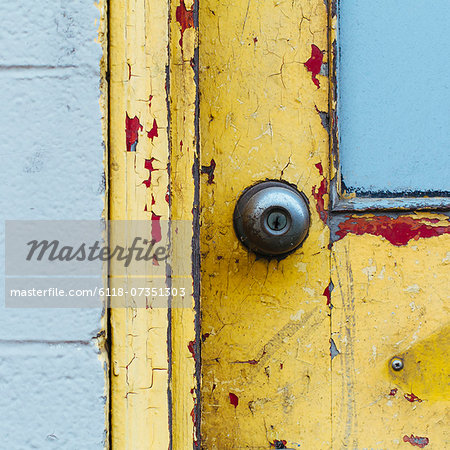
[267,210,288,231]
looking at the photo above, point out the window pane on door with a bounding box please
[338,1,450,195]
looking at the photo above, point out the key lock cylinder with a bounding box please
[233,181,310,257]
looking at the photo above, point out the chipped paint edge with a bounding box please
[169,0,200,447]
[109,0,171,447]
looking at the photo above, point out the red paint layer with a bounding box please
[336,216,450,246]
[229,393,239,408]
[176,0,194,47]
[125,114,143,152]
[304,44,324,88]
[148,119,158,141]
[312,163,328,223]
[151,213,161,244]
[201,159,216,184]
[190,387,199,447]
[323,282,332,307]
[315,162,324,176]
[148,95,153,108]
[403,435,429,448]
[389,388,398,396]
[270,440,287,449]
[188,340,195,358]
[143,158,156,188]
[404,392,422,403]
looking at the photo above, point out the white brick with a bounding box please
[0,342,106,449]
[0,0,101,67]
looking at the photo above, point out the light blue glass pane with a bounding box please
[338,1,450,194]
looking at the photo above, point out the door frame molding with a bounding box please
[109,0,199,447]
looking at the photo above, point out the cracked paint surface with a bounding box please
[197,0,450,448]
[312,162,328,224]
[175,0,194,47]
[142,158,155,188]
[170,0,200,446]
[110,0,171,447]
[200,0,330,448]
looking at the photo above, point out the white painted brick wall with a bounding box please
[0,0,106,448]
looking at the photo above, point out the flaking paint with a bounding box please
[403,434,430,448]
[335,214,450,246]
[147,119,158,141]
[312,162,329,224]
[304,44,324,89]
[125,114,143,152]
[109,0,171,448]
[169,0,200,445]
[200,159,216,185]
[199,0,330,448]
[175,0,194,47]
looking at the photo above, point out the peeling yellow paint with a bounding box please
[199,0,330,448]
[169,0,199,446]
[109,0,170,447]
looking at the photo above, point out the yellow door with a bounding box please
[109,0,449,448]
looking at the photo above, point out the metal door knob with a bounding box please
[233,181,310,257]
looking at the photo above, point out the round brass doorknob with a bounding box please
[233,181,310,257]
